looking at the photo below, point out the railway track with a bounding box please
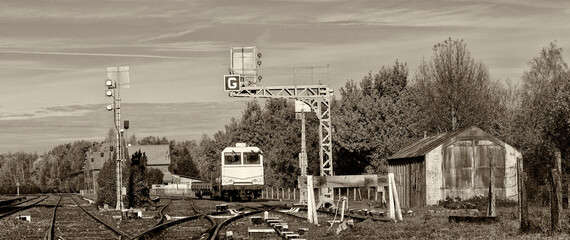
[214,201,392,239]
[45,196,62,239]
[0,196,24,207]
[135,197,214,240]
[50,195,131,239]
[2,194,386,239]
[0,195,72,239]
[0,196,45,219]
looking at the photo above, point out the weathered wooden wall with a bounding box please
[389,157,425,208]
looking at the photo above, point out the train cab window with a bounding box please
[244,152,260,165]
[224,152,241,165]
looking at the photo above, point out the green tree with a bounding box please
[138,136,169,145]
[125,150,150,208]
[96,158,116,207]
[169,140,200,178]
[413,38,503,133]
[146,168,164,185]
[333,60,417,174]
[0,152,40,194]
[197,134,223,180]
[518,42,570,202]
[43,141,92,192]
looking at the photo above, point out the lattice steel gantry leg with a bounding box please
[302,97,334,208]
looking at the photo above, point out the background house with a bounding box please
[388,126,521,208]
[171,174,203,184]
[130,145,172,184]
[85,149,110,194]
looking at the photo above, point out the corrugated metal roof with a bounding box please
[388,126,472,160]
[131,145,171,166]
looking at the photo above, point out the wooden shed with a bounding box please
[387,126,521,208]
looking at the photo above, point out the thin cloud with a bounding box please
[312,1,567,28]
[0,104,99,121]
[0,2,191,21]
[0,50,194,60]
[136,26,204,43]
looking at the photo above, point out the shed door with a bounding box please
[409,160,425,207]
[390,158,425,208]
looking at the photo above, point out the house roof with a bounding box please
[388,126,504,161]
[130,145,171,166]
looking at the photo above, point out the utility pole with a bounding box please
[83,152,88,193]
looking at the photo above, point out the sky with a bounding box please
[1,0,569,153]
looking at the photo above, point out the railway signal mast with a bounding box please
[224,47,334,208]
[105,66,130,211]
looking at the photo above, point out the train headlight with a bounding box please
[252,177,263,183]
[222,178,234,184]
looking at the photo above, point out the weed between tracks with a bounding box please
[331,206,570,240]
[7,196,570,239]
[221,200,570,239]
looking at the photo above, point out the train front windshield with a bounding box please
[223,151,261,165]
[224,152,241,165]
[244,152,260,165]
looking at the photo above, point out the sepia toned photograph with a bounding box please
[1,1,569,239]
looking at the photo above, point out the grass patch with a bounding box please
[330,206,570,239]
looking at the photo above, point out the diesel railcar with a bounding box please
[194,143,264,201]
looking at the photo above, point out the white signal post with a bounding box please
[106,66,129,211]
[296,100,311,204]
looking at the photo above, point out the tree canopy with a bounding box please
[413,38,503,134]
[2,39,570,205]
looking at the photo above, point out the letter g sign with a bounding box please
[224,75,241,92]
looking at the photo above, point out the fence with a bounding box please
[150,184,197,197]
[149,184,387,204]
[262,186,386,204]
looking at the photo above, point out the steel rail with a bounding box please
[131,198,211,240]
[45,196,63,240]
[0,197,24,207]
[151,199,170,228]
[0,196,46,219]
[208,209,262,240]
[131,214,203,240]
[69,195,132,239]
